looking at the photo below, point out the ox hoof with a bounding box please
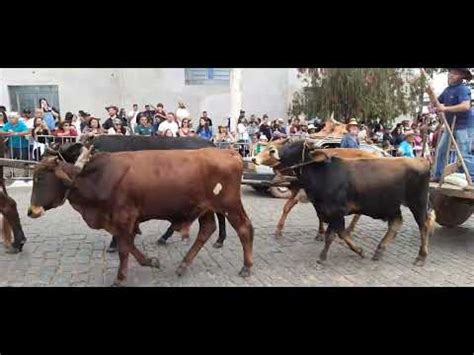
[372,252,383,261]
[111,279,126,287]
[176,264,188,277]
[156,238,167,246]
[317,257,327,266]
[413,257,426,267]
[274,230,283,239]
[213,241,224,249]
[357,248,365,258]
[239,266,251,278]
[148,257,161,269]
[315,233,324,241]
[5,245,22,254]
[107,246,117,253]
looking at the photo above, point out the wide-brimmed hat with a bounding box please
[308,124,316,129]
[7,112,20,119]
[448,68,473,81]
[346,118,359,128]
[105,105,119,112]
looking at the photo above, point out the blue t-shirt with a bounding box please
[43,111,56,131]
[3,121,29,148]
[340,134,359,148]
[438,83,472,130]
[398,140,415,158]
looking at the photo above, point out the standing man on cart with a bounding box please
[430,68,473,182]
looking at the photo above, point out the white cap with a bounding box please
[259,134,268,141]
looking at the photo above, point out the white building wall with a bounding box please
[0,68,299,126]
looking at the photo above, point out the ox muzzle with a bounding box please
[27,205,45,219]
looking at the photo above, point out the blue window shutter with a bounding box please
[185,68,231,85]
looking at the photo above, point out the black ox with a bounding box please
[253,140,436,265]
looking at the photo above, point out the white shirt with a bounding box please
[237,123,249,141]
[176,108,190,121]
[158,121,179,137]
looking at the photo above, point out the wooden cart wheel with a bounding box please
[431,191,474,227]
[269,186,293,199]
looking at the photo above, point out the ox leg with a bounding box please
[176,212,216,277]
[129,240,160,269]
[315,212,326,241]
[113,236,132,287]
[372,215,403,261]
[213,213,227,249]
[346,214,361,238]
[275,189,299,239]
[107,236,118,253]
[318,217,344,264]
[157,226,175,245]
[2,214,12,248]
[337,229,365,258]
[225,206,254,278]
[412,208,435,267]
[1,196,27,254]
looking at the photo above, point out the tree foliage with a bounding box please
[290,68,445,126]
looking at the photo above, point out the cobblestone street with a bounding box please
[1,185,474,287]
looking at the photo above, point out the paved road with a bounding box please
[1,185,474,287]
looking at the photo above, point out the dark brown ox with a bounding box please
[28,148,253,286]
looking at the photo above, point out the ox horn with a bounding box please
[45,146,59,156]
[74,146,93,170]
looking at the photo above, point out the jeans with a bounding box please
[10,147,29,160]
[435,128,474,178]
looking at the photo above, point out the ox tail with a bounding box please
[425,199,436,238]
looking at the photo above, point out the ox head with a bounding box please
[252,138,289,167]
[27,146,92,218]
[253,139,335,169]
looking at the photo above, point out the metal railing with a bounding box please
[1,135,79,182]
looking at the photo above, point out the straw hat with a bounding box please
[7,112,20,119]
[347,118,359,128]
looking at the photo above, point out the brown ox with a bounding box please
[28,148,253,286]
[255,140,378,240]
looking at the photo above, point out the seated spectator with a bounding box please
[247,118,259,138]
[397,131,416,158]
[20,109,34,129]
[272,118,287,140]
[382,127,394,146]
[108,118,131,135]
[288,118,301,136]
[163,129,174,137]
[0,111,7,128]
[382,140,392,155]
[31,117,51,160]
[259,115,273,141]
[213,125,235,144]
[54,121,78,145]
[82,117,105,140]
[54,121,78,137]
[0,112,30,160]
[196,117,213,141]
[178,118,192,137]
[391,124,405,147]
[158,112,179,137]
[308,124,317,136]
[254,134,269,154]
[135,114,154,136]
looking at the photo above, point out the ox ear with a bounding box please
[310,149,333,163]
[54,163,75,187]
